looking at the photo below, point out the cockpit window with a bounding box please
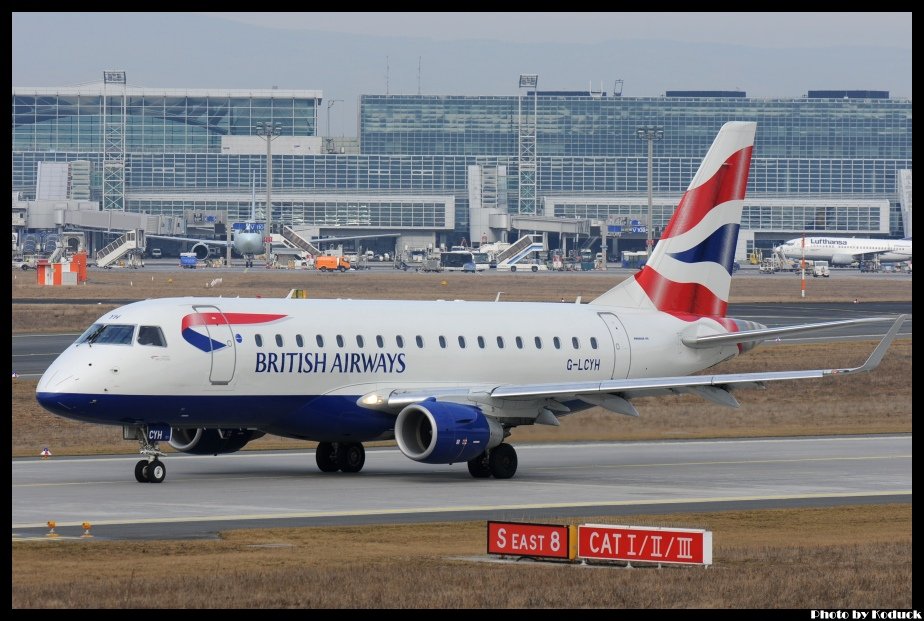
[77,323,135,346]
[137,326,167,347]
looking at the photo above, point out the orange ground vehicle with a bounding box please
[315,255,351,272]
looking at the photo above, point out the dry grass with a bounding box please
[11,504,911,608]
[11,269,912,333]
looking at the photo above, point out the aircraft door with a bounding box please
[597,312,631,379]
[191,305,236,385]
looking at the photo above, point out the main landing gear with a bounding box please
[133,427,167,483]
[315,442,366,473]
[467,443,518,479]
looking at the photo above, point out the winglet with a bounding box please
[831,314,905,376]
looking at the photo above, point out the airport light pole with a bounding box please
[326,99,343,138]
[255,121,282,266]
[636,125,664,255]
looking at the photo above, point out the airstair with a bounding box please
[282,226,322,257]
[771,247,797,271]
[495,234,545,268]
[96,229,144,268]
[46,242,65,264]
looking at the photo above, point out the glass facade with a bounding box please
[11,86,912,238]
[12,88,320,153]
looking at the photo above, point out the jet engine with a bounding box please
[394,400,503,464]
[831,253,856,266]
[190,243,212,260]
[169,428,264,455]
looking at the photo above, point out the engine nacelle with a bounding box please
[395,400,503,464]
[190,243,212,260]
[169,428,264,455]
[831,253,856,266]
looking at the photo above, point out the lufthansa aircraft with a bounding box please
[36,122,905,483]
[775,236,912,265]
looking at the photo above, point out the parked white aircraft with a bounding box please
[36,122,904,483]
[775,237,912,265]
[149,175,267,267]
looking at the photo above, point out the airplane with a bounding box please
[775,236,912,266]
[149,174,267,267]
[35,122,905,484]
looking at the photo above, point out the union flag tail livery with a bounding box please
[594,121,756,317]
[36,120,904,483]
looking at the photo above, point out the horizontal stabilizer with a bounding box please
[682,317,895,349]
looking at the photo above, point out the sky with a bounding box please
[12,12,912,137]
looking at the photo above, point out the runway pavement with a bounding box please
[11,435,911,540]
[10,302,914,377]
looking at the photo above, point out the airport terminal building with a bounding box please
[11,76,912,258]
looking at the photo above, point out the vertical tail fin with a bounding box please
[250,171,257,222]
[592,121,756,317]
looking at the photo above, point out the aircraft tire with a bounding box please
[146,460,166,483]
[134,460,149,483]
[315,442,340,472]
[339,443,365,473]
[467,452,492,478]
[489,444,518,479]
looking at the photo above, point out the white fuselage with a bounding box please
[35,297,741,440]
[232,231,264,256]
[777,237,912,265]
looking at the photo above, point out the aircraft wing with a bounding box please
[681,317,894,349]
[359,315,905,418]
[310,233,400,243]
[146,234,231,247]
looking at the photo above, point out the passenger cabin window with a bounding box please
[336,335,344,347]
[356,335,365,348]
[477,336,485,349]
[416,335,424,348]
[496,336,505,349]
[458,336,466,348]
[553,336,561,349]
[77,324,135,346]
[316,335,324,347]
[534,336,542,349]
[295,334,304,348]
[572,337,580,349]
[376,335,384,348]
[438,336,447,348]
[515,336,523,349]
[255,334,263,347]
[396,335,405,348]
[275,334,283,347]
[137,326,167,347]
[590,337,598,349]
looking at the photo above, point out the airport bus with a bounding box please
[439,250,477,272]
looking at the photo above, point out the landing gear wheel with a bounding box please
[339,443,366,473]
[489,444,518,479]
[134,460,149,483]
[467,452,492,478]
[146,459,166,483]
[315,442,340,472]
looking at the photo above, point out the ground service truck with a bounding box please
[315,255,351,272]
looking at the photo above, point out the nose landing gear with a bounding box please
[132,427,168,483]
